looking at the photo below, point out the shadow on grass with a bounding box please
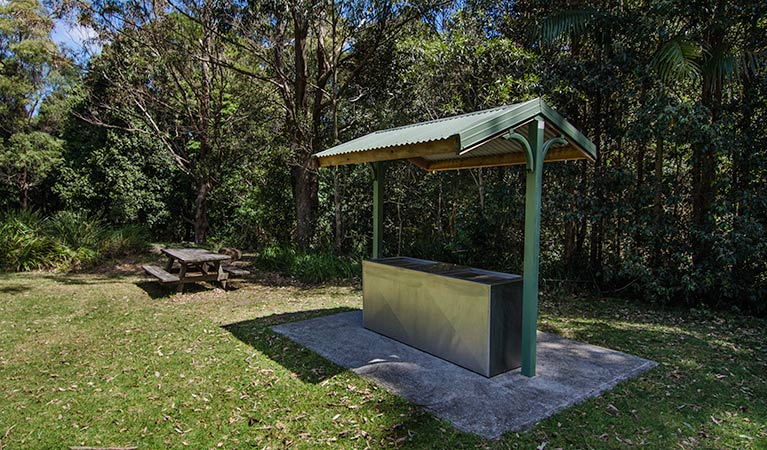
[36,272,136,285]
[135,280,178,298]
[222,307,357,384]
[135,280,240,299]
[222,307,479,446]
[0,284,32,294]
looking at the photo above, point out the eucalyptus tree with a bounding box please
[0,0,61,137]
[80,0,270,243]
[226,0,447,250]
[0,0,70,208]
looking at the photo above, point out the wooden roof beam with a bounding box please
[412,146,587,172]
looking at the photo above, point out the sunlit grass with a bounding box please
[0,269,765,449]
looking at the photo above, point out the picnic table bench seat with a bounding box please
[222,266,250,277]
[142,265,180,284]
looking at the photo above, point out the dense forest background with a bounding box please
[1,0,765,314]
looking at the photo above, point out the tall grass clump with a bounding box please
[291,253,358,283]
[101,225,149,258]
[256,245,360,283]
[256,245,297,273]
[0,210,64,271]
[44,211,105,267]
[45,211,105,251]
[0,210,149,272]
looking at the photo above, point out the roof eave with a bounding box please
[458,98,597,162]
[312,99,597,168]
[539,101,597,161]
[314,136,459,168]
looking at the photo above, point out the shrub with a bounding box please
[45,210,106,251]
[291,253,359,283]
[256,246,360,283]
[0,210,149,272]
[0,210,66,271]
[45,211,107,268]
[256,245,297,273]
[101,225,149,258]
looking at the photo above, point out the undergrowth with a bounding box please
[0,210,148,272]
[256,245,360,283]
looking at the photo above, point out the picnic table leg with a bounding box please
[177,263,187,293]
[216,263,228,290]
[165,256,175,272]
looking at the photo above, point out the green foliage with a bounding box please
[0,0,63,137]
[254,246,296,273]
[208,146,294,250]
[256,246,360,283]
[101,225,150,258]
[0,210,64,271]
[55,129,180,235]
[0,131,63,206]
[537,9,597,45]
[45,210,105,252]
[291,253,359,284]
[1,0,765,316]
[651,37,702,83]
[0,210,148,272]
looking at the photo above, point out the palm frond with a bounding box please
[537,9,596,45]
[739,50,765,80]
[703,46,738,91]
[651,37,702,84]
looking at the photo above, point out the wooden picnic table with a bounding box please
[142,248,249,293]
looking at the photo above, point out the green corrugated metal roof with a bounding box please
[313,98,596,162]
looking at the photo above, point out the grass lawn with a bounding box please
[0,264,765,449]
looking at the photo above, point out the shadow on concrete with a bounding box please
[222,308,470,445]
[222,307,357,384]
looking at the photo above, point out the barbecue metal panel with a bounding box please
[363,257,522,377]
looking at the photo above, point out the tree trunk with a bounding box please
[194,179,210,244]
[691,9,724,268]
[651,134,665,265]
[293,158,318,251]
[20,167,28,209]
[564,219,577,268]
[589,95,604,274]
[437,180,444,236]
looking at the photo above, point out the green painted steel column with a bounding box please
[521,118,545,377]
[372,162,384,259]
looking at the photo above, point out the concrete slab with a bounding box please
[272,311,657,440]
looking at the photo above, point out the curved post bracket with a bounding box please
[542,136,568,159]
[503,132,534,172]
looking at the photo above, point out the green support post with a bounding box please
[521,118,545,377]
[372,161,384,259]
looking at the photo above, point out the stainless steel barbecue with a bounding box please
[362,257,523,377]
